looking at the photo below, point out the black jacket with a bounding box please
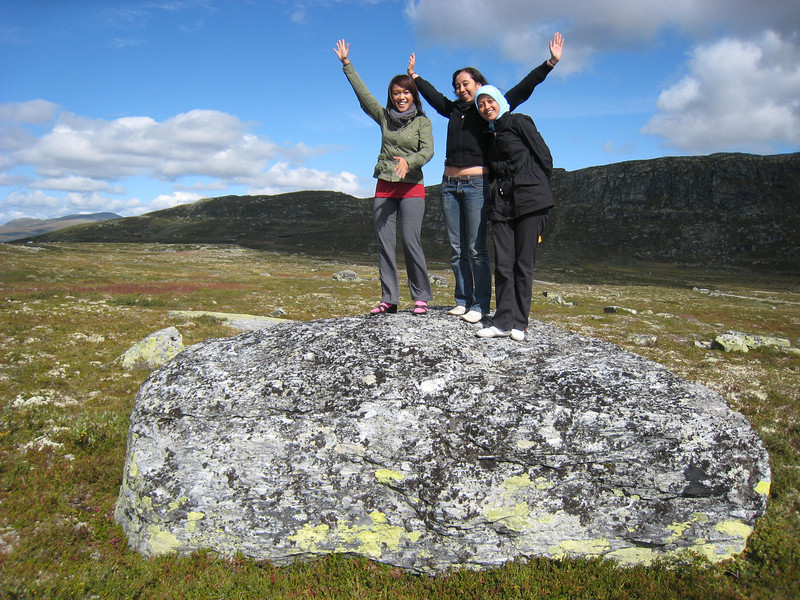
[414,61,553,168]
[481,112,554,221]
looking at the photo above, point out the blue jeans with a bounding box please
[440,176,491,313]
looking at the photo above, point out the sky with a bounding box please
[1,0,799,224]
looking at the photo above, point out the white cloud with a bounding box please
[0,99,59,124]
[150,190,204,211]
[643,31,800,152]
[245,162,363,197]
[4,189,62,211]
[1,103,364,219]
[405,0,800,70]
[406,0,800,154]
[31,175,125,194]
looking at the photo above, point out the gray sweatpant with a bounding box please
[372,196,433,305]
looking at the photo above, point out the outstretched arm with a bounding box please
[506,32,565,110]
[335,39,383,123]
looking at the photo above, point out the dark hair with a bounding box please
[451,67,488,91]
[386,74,425,114]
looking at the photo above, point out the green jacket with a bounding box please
[342,63,434,184]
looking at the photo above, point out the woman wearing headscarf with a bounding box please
[473,85,555,341]
[407,33,563,325]
[335,39,434,316]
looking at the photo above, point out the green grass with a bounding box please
[1,242,799,599]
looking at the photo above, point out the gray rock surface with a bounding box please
[116,311,770,573]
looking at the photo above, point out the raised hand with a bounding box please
[334,39,350,65]
[407,52,416,77]
[549,32,564,65]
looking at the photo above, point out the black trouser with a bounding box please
[491,209,549,331]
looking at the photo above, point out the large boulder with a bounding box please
[115,311,770,573]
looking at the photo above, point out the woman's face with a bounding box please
[391,85,414,112]
[477,95,500,121]
[454,71,482,103]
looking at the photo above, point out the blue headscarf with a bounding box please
[474,85,510,129]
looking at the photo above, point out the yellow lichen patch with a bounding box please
[502,474,532,493]
[186,511,204,533]
[681,540,738,562]
[516,440,536,450]
[483,502,531,531]
[667,513,710,542]
[288,523,331,552]
[715,520,753,539]
[375,469,405,484]
[335,512,418,559]
[168,497,187,511]
[557,538,610,557]
[534,477,550,491]
[607,546,657,565]
[147,526,181,554]
[128,454,139,479]
[755,480,771,495]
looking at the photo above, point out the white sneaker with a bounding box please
[511,329,525,341]
[476,326,510,338]
[447,305,467,316]
[461,310,484,324]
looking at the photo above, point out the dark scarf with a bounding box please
[388,103,418,126]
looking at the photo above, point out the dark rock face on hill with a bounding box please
[25,153,799,269]
[547,152,800,268]
[115,311,770,573]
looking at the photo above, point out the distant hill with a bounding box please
[16,153,800,270]
[0,212,122,243]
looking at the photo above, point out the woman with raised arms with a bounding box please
[335,39,435,316]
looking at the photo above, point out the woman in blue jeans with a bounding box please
[408,33,562,324]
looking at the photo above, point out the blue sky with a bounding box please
[1,0,798,223]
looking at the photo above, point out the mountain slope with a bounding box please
[0,212,122,243]
[19,153,799,269]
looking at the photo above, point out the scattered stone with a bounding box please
[631,334,658,347]
[604,306,638,315]
[21,435,64,453]
[695,341,713,350]
[169,310,286,332]
[113,326,184,370]
[543,291,574,307]
[116,312,770,573]
[269,308,287,318]
[430,275,448,288]
[332,270,360,282]
[712,331,792,353]
[0,528,20,556]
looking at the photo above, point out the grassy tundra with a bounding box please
[1,242,798,599]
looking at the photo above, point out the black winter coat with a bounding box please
[482,112,555,221]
